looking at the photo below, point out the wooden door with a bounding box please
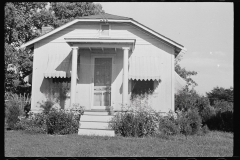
[93,58,112,107]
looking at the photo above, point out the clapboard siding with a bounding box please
[39,22,169,47]
[31,20,176,112]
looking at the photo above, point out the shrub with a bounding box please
[14,107,83,135]
[206,110,233,132]
[109,105,160,137]
[158,117,180,136]
[14,112,48,134]
[200,105,216,125]
[204,100,233,132]
[46,109,79,135]
[5,101,24,129]
[40,100,54,114]
[213,100,233,112]
[24,102,31,118]
[177,108,202,137]
[110,92,160,137]
[175,89,199,112]
[202,125,210,134]
[175,89,214,127]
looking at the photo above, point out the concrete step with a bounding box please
[78,128,115,137]
[91,106,110,110]
[80,121,111,130]
[84,111,110,116]
[80,115,114,122]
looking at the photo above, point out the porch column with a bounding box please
[70,46,79,108]
[122,47,130,106]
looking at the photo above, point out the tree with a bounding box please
[175,54,198,91]
[5,2,104,95]
[5,2,48,47]
[5,43,19,93]
[206,86,233,106]
[50,2,104,28]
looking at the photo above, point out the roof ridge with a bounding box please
[79,13,131,20]
[103,13,131,19]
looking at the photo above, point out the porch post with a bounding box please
[70,46,79,108]
[122,47,130,106]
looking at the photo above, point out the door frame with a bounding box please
[90,54,116,110]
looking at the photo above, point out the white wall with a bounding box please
[31,21,175,112]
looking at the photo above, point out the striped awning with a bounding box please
[44,52,78,78]
[128,56,162,81]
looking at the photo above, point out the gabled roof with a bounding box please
[80,13,131,20]
[20,13,186,55]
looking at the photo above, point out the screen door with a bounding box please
[93,58,112,106]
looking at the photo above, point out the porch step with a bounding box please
[78,112,115,136]
[80,114,114,122]
[78,128,115,137]
[84,111,110,116]
[80,121,111,130]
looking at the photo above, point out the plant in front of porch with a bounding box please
[14,107,83,135]
[109,92,160,137]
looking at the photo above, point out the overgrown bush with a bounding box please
[109,94,160,137]
[46,109,79,135]
[5,101,24,129]
[175,89,214,127]
[204,100,233,132]
[158,116,180,136]
[24,102,31,118]
[40,100,55,114]
[213,100,233,112]
[200,105,216,125]
[109,110,160,137]
[201,125,210,134]
[14,112,48,134]
[177,108,202,137]
[14,104,84,135]
[175,89,199,112]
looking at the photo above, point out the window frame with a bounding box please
[99,24,111,37]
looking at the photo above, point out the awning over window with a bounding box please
[44,52,78,78]
[128,56,161,81]
[175,72,187,92]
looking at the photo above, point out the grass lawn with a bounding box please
[5,130,233,157]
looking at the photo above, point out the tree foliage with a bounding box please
[206,86,233,106]
[5,2,104,95]
[50,2,104,28]
[175,54,198,90]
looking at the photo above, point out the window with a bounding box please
[131,80,154,95]
[100,24,110,36]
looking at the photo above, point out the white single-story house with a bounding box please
[21,13,186,114]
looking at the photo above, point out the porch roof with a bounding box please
[64,38,136,50]
[43,52,79,78]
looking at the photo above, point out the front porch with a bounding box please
[43,38,135,111]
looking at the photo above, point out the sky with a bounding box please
[99,2,233,95]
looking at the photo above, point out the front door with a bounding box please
[93,58,112,107]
